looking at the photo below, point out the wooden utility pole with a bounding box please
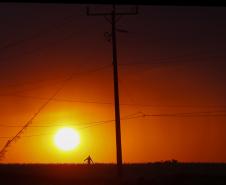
[87,4,138,177]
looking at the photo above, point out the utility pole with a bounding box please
[87,4,138,177]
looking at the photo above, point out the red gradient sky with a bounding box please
[0,3,226,163]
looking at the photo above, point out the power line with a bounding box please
[0,112,143,128]
[119,55,226,68]
[0,64,111,159]
[143,111,226,117]
[0,29,77,65]
[0,110,225,128]
[0,21,111,93]
[118,47,226,68]
[0,64,111,96]
[0,94,113,104]
[0,74,66,88]
[0,113,144,139]
[0,14,76,55]
[1,110,226,139]
[119,78,143,114]
[1,94,225,109]
[0,81,62,96]
[119,45,225,66]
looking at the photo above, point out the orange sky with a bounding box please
[0,4,226,163]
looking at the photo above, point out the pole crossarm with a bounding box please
[86,6,138,16]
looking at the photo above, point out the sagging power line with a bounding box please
[0,14,77,55]
[0,64,111,160]
[0,113,144,139]
[0,63,111,96]
[1,93,226,108]
[0,110,226,128]
[1,109,226,139]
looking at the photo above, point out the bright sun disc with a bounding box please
[54,127,80,151]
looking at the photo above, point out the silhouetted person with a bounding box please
[84,155,93,165]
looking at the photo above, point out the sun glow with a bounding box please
[54,127,80,151]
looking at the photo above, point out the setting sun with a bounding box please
[54,127,80,151]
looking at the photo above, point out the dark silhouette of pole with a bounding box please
[111,4,123,177]
[87,5,138,178]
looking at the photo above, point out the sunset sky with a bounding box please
[0,3,226,163]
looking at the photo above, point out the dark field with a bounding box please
[0,163,226,185]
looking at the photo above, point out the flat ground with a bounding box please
[0,163,226,185]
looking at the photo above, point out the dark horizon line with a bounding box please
[1,1,226,7]
[1,161,226,165]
